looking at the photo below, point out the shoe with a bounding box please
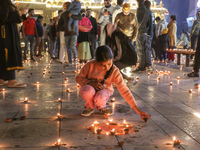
[65,62,72,66]
[132,68,146,72]
[187,72,199,77]
[31,58,35,62]
[81,107,94,116]
[99,107,113,115]
[146,66,152,71]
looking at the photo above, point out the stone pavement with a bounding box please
[0,56,200,150]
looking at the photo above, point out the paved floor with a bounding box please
[0,56,200,150]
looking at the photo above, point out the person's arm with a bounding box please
[112,10,117,24]
[191,20,197,35]
[155,24,159,38]
[75,63,91,86]
[98,8,105,24]
[22,24,26,40]
[94,18,98,38]
[71,13,82,20]
[34,25,39,38]
[112,68,149,121]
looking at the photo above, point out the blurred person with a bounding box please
[98,0,115,45]
[134,0,150,72]
[179,29,189,49]
[49,17,57,59]
[22,8,39,61]
[144,0,155,71]
[34,15,43,57]
[67,0,81,32]
[57,2,82,65]
[86,8,98,59]
[155,16,168,39]
[78,9,92,63]
[112,0,124,24]
[0,0,27,87]
[167,15,177,61]
[47,19,53,30]
[43,23,49,53]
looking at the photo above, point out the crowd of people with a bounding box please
[1,0,200,120]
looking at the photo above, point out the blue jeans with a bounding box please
[146,36,152,67]
[65,35,77,63]
[24,35,35,59]
[136,34,149,69]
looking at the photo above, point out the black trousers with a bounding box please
[90,34,96,58]
[194,35,200,73]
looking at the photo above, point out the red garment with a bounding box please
[79,17,91,26]
[23,16,36,35]
[168,52,175,61]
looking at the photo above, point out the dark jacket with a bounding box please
[36,20,43,37]
[147,10,155,38]
[105,26,137,66]
[49,23,56,41]
[158,34,168,52]
[57,11,82,36]
[88,16,98,36]
[0,11,26,71]
[136,2,150,34]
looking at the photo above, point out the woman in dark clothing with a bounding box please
[0,0,26,87]
[105,23,138,86]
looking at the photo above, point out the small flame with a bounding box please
[106,123,109,125]
[94,121,98,124]
[173,136,176,141]
[126,125,129,128]
[91,124,94,127]
[123,120,127,124]
[109,119,113,122]
[58,139,60,143]
[112,128,115,132]
[106,132,109,135]
[57,113,60,116]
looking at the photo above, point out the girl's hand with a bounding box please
[88,81,104,90]
[133,106,150,122]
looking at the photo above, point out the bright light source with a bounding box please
[194,113,200,118]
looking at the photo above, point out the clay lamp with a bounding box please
[136,77,139,80]
[118,141,124,147]
[43,69,46,71]
[66,88,70,92]
[103,113,109,119]
[106,132,109,135]
[110,128,116,135]
[173,136,181,146]
[55,139,61,147]
[0,88,5,91]
[58,98,62,102]
[177,76,180,79]
[24,97,28,103]
[64,81,67,84]
[43,71,45,75]
[73,71,77,73]
[148,73,150,75]
[62,72,65,75]
[157,77,160,80]
[96,128,102,134]
[5,118,11,122]
[36,62,38,64]
[28,76,30,78]
[20,116,26,120]
[89,124,94,130]
[124,128,129,134]
[57,113,62,119]
[189,89,192,93]
[151,71,153,74]
[123,120,127,126]
[36,81,39,84]
[93,121,99,126]
[65,77,68,80]
[48,71,51,73]
[77,84,80,88]
[111,98,115,102]
[170,82,173,85]
[108,119,113,124]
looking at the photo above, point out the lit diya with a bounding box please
[24,97,28,103]
[58,98,62,102]
[170,82,173,85]
[110,128,116,135]
[173,136,181,146]
[96,128,102,134]
[5,118,12,122]
[66,88,70,92]
[189,89,192,93]
[55,139,61,147]
[110,98,115,102]
[0,88,5,91]
[57,113,62,119]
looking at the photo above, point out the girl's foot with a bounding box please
[0,79,6,85]
[7,80,27,88]
[99,107,113,115]
[81,107,94,116]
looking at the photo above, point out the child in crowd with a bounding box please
[68,0,81,32]
[75,45,149,122]
[158,28,168,63]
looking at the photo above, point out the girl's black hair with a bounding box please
[96,45,114,85]
[170,15,177,21]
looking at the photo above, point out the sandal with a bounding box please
[7,82,27,88]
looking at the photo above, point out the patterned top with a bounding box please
[115,12,137,40]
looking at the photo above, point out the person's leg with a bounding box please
[90,34,96,58]
[100,30,105,46]
[59,32,65,62]
[136,34,145,70]
[145,36,152,69]
[38,37,43,56]
[93,89,111,111]
[67,18,73,31]
[49,40,53,58]
[65,36,73,63]
[24,35,29,60]
[70,35,78,63]
[34,36,39,56]
[30,35,35,60]
[80,85,96,109]
[56,37,60,59]
[114,61,131,80]
[43,39,47,52]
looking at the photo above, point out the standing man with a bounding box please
[112,0,124,24]
[134,0,150,72]
[144,0,155,71]
[43,23,49,54]
[86,8,98,59]
[34,15,43,57]
[98,0,114,46]
[57,2,82,65]
[115,3,137,43]
[22,8,38,61]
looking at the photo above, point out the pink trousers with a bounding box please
[80,85,111,110]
